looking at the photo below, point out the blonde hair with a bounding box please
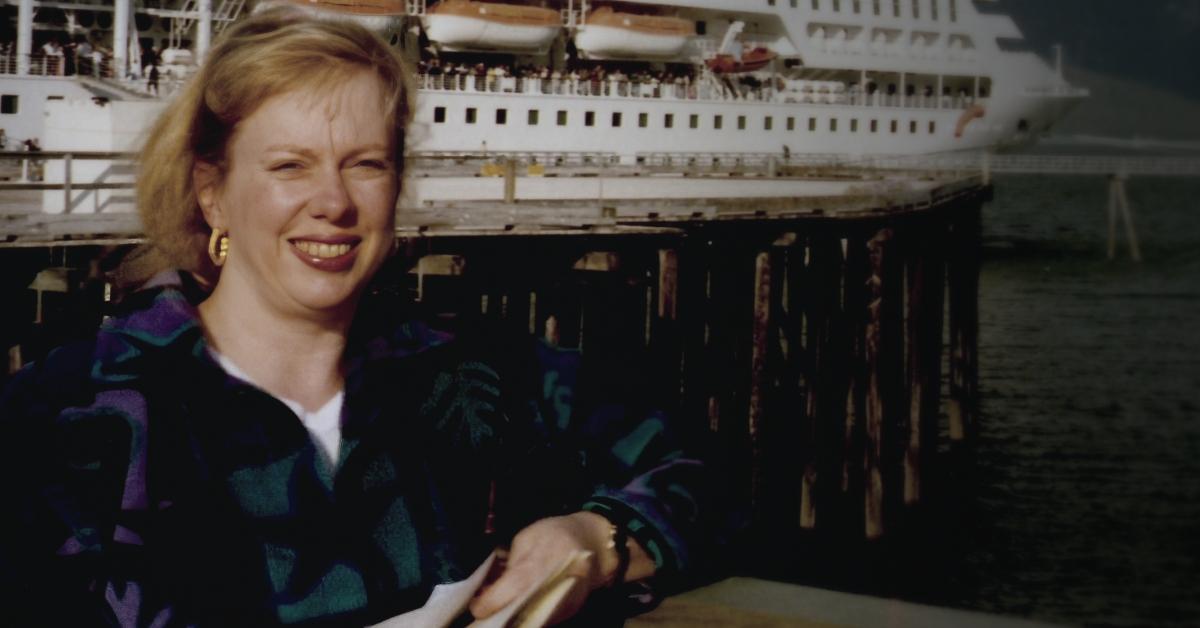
[132,7,413,287]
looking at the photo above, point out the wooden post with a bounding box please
[799,238,841,531]
[748,249,773,519]
[1115,175,1142,263]
[544,314,560,347]
[841,235,869,510]
[658,249,678,321]
[864,227,895,540]
[1107,176,1119,261]
[7,345,21,375]
[904,224,946,506]
[63,153,72,213]
[947,207,981,444]
[652,247,684,407]
[503,158,517,204]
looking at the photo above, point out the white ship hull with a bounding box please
[423,14,560,52]
[413,88,1013,160]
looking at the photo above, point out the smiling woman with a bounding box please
[0,7,727,628]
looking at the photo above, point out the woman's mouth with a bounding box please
[294,241,353,258]
[289,238,360,272]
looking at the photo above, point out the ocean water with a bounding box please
[959,173,1200,626]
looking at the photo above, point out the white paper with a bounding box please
[369,551,498,628]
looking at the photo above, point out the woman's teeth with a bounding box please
[295,241,353,258]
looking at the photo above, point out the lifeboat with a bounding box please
[256,0,405,31]
[573,7,695,60]
[424,0,561,53]
[705,46,777,74]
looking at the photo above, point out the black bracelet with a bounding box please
[605,521,631,587]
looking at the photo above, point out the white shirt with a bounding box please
[210,349,344,467]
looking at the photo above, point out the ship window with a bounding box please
[950,0,957,21]
[768,0,775,5]
[890,119,898,133]
[870,119,878,133]
[910,120,917,133]
[873,0,881,15]
[912,0,920,19]
[714,115,723,129]
[764,116,773,131]
[496,109,508,125]
[851,119,859,132]
[812,0,819,10]
[892,0,900,17]
[612,112,622,127]
[557,110,568,126]
[853,0,861,13]
[787,117,795,131]
[832,0,840,11]
[697,21,707,35]
[690,114,699,129]
[790,0,798,7]
[738,115,747,130]
[930,0,938,20]
[466,108,477,124]
[639,112,649,128]
[929,120,936,134]
[830,118,838,132]
[664,113,674,128]
[808,117,817,132]
[528,109,539,125]
[433,106,446,124]
[585,111,596,127]
[0,95,15,114]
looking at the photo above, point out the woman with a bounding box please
[0,8,722,627]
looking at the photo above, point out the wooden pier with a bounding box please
[1,164,988,551]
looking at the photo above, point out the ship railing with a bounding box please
[0,52,68,77]
[410,151,622,169]
[416,73,698,100]
[0,51,121,80]
[0,150,137,215]
[416,73,986,111]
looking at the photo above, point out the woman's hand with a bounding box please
[467,511,618,625]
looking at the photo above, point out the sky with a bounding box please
[997,0,1200,100]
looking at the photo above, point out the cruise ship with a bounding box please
[0,0,1086,164]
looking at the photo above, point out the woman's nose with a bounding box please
[309,167,355,222]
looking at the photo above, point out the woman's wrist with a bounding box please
[567,511,628,589]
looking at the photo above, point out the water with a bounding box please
[959,173,1200,626]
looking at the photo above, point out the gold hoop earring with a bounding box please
[208,229,229,267]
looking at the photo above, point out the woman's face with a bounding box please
[198,69,398,321]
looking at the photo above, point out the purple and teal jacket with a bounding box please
[0,271,727,627]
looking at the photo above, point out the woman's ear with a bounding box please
[193,161,224,229]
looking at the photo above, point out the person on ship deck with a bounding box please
[0,7,729,627]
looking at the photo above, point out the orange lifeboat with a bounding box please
[705,46,777,73]
[574,7,695,60]
[424,0,561,52]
